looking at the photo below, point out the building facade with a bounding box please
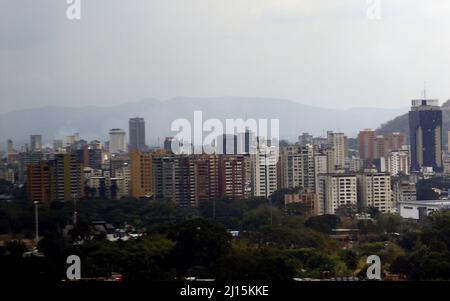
[218,155,246,199]
[357,172,392,213]
[27,162,54,204]
[327,131,348,170]
[129,117,146,152]
[130,151,153,198]
[358,129,376,160]
[409,99,443,172]
[109,129,127,154]
[317,173,357,215]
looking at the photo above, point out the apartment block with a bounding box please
[53,153,84,201]
[251,149,278,198]
[317,173,357,215]
[218,155,246,199]
[26,162,54,204]
[279,145,315,191]
[357,172,392,213]
[130,151,153,198]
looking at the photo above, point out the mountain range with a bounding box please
[0,97,408,150]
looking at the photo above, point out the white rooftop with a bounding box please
[399,200,450,206]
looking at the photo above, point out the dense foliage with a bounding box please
[0,194,450,281]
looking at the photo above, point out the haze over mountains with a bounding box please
[0,97,407,150]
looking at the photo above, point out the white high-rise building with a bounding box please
[252,148,278,198]
[327,131,348,170]
[357,172,392,213]
[109,129,127,154]
[386,148,410,176]
[317,173,357,215]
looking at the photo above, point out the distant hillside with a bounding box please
[378,99,450,145]
[0,97,406,150]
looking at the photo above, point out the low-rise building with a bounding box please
[398,200,450,220]
[284,191,319,216]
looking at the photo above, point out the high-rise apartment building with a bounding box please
[187,155,219,205]
[27,162,54,204]
[357,172,392,213]
[53,153,84,201]
[327,131,348,170]
[130,151,153,198]
[358,129,376,160]
[27,154,84,203]
[74,144,103,170]
[109,129,127,154]
[18,151,53,184]
[219,155,246,199]
[317,173,357,215]
[409,99,443,172]
[153,155,219,206]
[374,135,390,159]
[386,148,410,176]
[251,149,278,198]
[129,117,146,152]
[153,155,187,205]
[358,130,406,160]
[278,145,315,192]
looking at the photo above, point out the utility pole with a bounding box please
[270,197,273,226]
[73,193,78,226]
[34,201,39,245]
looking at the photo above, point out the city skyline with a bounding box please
[3,1,450,285]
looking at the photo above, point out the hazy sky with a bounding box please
[1,0,450,113]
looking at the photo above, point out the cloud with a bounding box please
[0,0,66,49]
[1,0,450,114]
[250,0,365,23]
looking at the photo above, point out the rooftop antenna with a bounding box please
[423,81,427,99]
